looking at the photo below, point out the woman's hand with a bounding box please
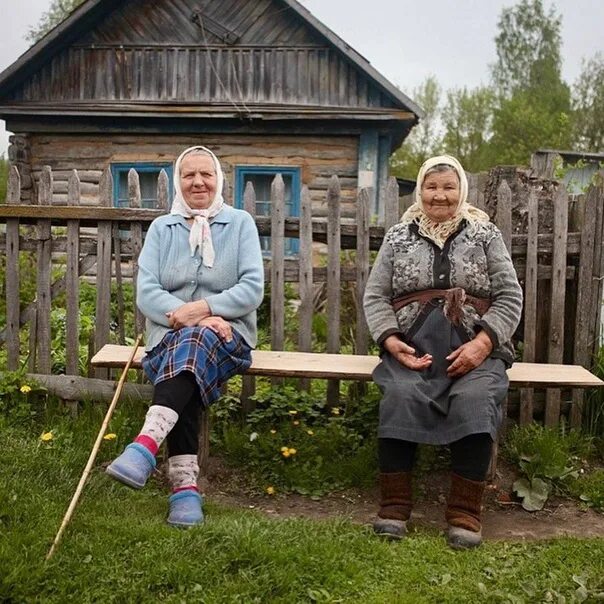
[446,331,493,378]
[166,300,211,329]
[199,316,233,342]
[383,335,432,370]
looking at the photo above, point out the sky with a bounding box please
[1,0,603,154]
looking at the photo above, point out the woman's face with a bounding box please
[420,169,460,223]
[180,154,217,210]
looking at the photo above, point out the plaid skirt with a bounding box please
[142,326,252,407]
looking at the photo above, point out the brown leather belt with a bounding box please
[392,287,491,326]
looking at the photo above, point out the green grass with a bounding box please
[2,411,604,603]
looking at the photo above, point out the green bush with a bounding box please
[504,424,594,511]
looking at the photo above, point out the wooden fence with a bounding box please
[1,164,603,428]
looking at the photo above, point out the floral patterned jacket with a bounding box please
[363,220,523,365]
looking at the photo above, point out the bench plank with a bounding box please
[91,345,604,388]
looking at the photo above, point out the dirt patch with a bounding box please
[196,457,604,541]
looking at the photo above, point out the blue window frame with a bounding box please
[234,166,300,255]
[111,163,174,208]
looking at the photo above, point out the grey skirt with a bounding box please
[374,306,508,445]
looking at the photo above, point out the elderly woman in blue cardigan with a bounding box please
[107,146,264,527]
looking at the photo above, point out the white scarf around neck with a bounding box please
[170,145,225,267]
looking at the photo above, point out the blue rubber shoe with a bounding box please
[105,443,156,489]
[167,491,204,528]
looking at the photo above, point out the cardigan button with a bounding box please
[438,273,445,280]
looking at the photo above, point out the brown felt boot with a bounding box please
[373,472,412,540]
[445,473,486,549]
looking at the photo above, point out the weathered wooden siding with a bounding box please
[9,47,392,108]
[5,0,394,109]
[27,133,359,215]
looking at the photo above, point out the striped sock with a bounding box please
[133,405,179,456]
[168,454,199,493]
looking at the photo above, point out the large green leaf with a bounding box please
[513,477,551,511]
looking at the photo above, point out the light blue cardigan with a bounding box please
[137,205,264,351]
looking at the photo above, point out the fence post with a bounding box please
[270,174,285,356]
[95,169,113,380]
[36,167,53,374]
[5,166,22,370]
[520,189,539,425]
[241,181,258,408]
[545,185,569,427]
[298,185,314,392]
[326,175,341,406]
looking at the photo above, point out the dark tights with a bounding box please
[378,433,493,481]
[152,371,202,457]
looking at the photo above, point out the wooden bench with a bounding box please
[91,345,604,476]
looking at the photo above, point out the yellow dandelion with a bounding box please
[20,385,32,394]
[281,446,289,452]
[331,407,341,416]
[40,431,53,442]
[270,429,277,434]
[266,486,276,495]
[103,433,117,441]
[288,410,298,415]
[293,420,300,426]
[288,448,297,456]
[307,430,314,436]
[281,449,291,458]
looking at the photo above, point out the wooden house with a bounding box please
[0,0,421,238]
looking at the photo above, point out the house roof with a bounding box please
[0,0,422,120]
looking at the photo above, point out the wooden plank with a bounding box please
[270,174,285,353]
[0,205,586,256]
[383,176,400,233]
[157,168,169,211]
[113,224,126,345]
[355,187,370,356]
[298,185,313,352]
[545,185,569,427]
[128,169,145,337]
[496,180,512,253]
[589,172,604,359]
[495,179,512,434]
[65,170,81,376]
[571,183,599,428]
[36,166,53,374]
[326,175,341,406]
[241,181,257,410]
[91,345,604,387]
[95,169,113,380]
[298,185,313,391]
[520,189,538,425]
[5,166,21,370]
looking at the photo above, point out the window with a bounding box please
[111,163,174,208]
[234,166,300,255]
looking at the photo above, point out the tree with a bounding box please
[572,53,604,152]
[390,76,443,180]
[491,0,563,98]
[441,87,495,173]
[488,0,572,166]
[26,0,85,44]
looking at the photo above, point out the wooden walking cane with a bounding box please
[45,334,143,561]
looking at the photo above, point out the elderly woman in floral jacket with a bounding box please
[364,155,522,548]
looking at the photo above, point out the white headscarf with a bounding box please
[170,145,225,267]
[401,154,489,248]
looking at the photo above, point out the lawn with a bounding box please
[2,407,604,604]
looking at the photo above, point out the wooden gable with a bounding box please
[0,0,414,116]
